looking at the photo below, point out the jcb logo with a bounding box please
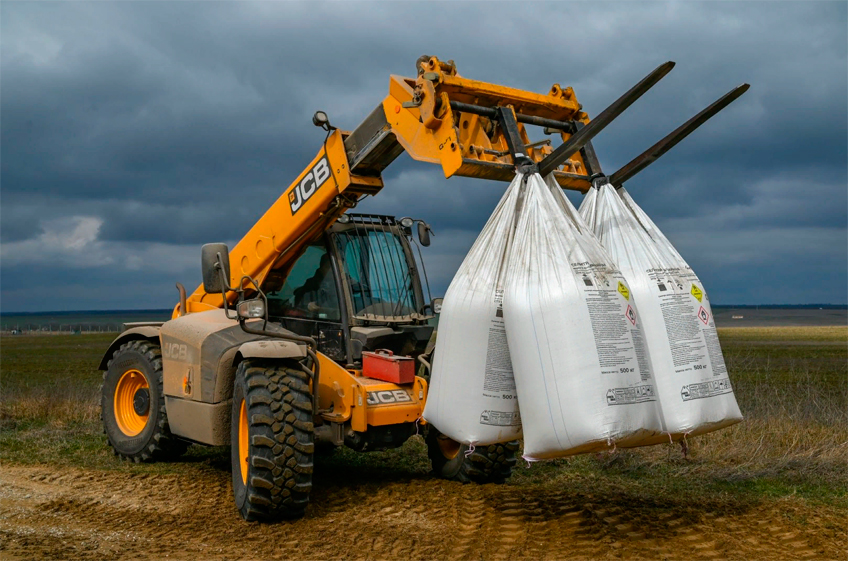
[366,390,412,406]
[288,157,332,215]
[162,342,188,361]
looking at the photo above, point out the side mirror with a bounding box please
[201,243,231,294]
[417,221,432,247]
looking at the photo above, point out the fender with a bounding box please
[235,340,308,362]
[169,339,308,445]
[99,325,162,370]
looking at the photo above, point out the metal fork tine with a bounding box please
[538,61,676,177]
[609,83,750,188]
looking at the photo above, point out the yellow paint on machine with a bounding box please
[314,352,427,433]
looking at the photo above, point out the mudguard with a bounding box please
[98,325,162,370]
[236,340,307,361]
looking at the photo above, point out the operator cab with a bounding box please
[262,214,439,367]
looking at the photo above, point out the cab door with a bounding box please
[264,241,348,363]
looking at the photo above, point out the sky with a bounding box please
[1,1,846,312]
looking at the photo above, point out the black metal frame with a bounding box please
[450,101,577,133]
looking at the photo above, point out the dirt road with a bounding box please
[1,461,843,560]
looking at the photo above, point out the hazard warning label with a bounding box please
[617,281,630,300]
[690,283,703,302]
[681,379,733,401]
[625,305,636,325]
[606,385,656,405]
[698,306,709,325]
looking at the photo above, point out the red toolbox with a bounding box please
[362,349,415,384]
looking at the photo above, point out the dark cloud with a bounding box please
[1,1,846,311]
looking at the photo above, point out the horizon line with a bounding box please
[1,304,847,316]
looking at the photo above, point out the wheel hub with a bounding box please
[437,434,462,459]
[133,387,150,416]
[113,369,150,437]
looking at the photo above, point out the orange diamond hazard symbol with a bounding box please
[698,306,709,325]
[626,305,636,325]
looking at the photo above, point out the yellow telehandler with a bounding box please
[99,56,747,520]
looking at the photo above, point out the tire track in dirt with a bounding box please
[1,463,843,560]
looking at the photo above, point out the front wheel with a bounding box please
[426,427,518,484]
[231,359,314,521]
[101,340,187,462]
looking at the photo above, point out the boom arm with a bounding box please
[178,55,602,315]
[179,55,745,315]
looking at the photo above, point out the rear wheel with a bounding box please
[231,359,314,521]
[426,427,518,484]
[101,340,187,462]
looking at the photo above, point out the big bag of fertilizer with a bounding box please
[422,176,524,445]
[578,181,742,439]
[503,174,663,460]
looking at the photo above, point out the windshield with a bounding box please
[334,227,418,319]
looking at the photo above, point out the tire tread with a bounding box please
[236,361,313,520]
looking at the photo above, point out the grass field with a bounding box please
[2,327,846,505]
[2,327,846,559]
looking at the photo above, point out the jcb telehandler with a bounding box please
[100,56,747,520]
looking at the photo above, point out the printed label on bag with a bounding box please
[606,385,656,405]
[681,379,733,401]
[480,410,521,426]
[483,289,516,397]
[659,293,708,371]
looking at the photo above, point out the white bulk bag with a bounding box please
[504,174,663,460]
[578,182,742,439]
[422,176,524,445]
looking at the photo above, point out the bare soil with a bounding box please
[1,462,844,561]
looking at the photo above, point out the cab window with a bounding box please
[334,230,417,317]
[266,244,341,322]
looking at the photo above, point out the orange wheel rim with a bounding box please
[437,434,462,460]
[238,399,249,485]
[113,369,150,437]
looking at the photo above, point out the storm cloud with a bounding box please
[1,1,846,311]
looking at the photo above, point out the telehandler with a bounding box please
[100,56,747,520]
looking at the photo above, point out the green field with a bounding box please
[1,327,846,508]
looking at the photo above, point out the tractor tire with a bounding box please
[101,340,188,462]
[231,359,314,521]
[427,427,518,484]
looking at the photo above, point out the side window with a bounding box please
[266,244,341,322]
